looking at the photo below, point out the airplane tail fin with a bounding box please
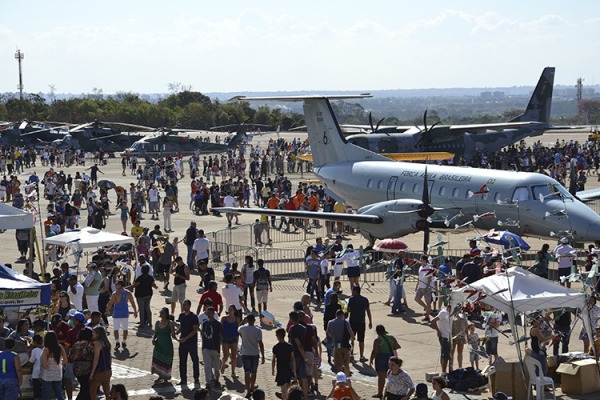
[229,95,389,167]
[510,67,555,125]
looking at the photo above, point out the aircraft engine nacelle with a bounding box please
[356,199,425,239]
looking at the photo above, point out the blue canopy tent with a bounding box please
[0,264,51,308]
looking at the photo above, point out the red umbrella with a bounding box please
[373,238,408,253]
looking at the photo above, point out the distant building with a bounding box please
[480,91,505,100]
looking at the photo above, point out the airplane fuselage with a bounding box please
[315,160,599,242]
[346,126,544,161]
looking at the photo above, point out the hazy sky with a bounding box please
[1,1,598,95]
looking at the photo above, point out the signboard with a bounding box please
[0,289,42,307]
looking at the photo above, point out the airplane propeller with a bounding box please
[367,113,385,134]
[414,110,441,147]
[417,166,436,253]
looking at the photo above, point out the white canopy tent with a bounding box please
[453,267,594,389]
[0,203,34,229]
[45,227,134,249]
[45,227,135,270]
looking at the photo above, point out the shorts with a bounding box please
[223,336,239,345]
[375,353,392,372]
[558,267,571,279]
[256,289,268,304]
[453,335,467,345]
[113,317,129,331]
[469,349,480,362]
[156,262,170,276]
[347,266,361,278]
[485,336,498,356]
[304,351,314,372]
[294,354,308,379]
[350,321,366,342]
[439,337,451,361]
[415,288,432,303]
[149,201,159,212]
[64,363,75,379]
[171,283,186,304]
[242,355,259,374]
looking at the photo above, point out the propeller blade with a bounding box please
[423,109,428,132]
[368,113,374,132]
[375,117,385,133]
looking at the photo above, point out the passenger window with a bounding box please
[378,180,384,190]
[367,179,373,189]
[512,186,530,201]
[452,188,459,198]
[439,186,446,197]
[399,182,406,192]
[412,183,419,193]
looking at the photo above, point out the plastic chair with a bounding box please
[524,356,556,400]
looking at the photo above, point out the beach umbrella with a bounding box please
[373,238,409,253]
[483,230,530,250]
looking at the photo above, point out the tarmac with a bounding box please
[2,129,600,399]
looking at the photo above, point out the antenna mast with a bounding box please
[15,49,25,101]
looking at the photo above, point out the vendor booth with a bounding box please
[0,202,35,229]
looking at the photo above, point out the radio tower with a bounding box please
[15,49,25,101]
[576,77,583,102]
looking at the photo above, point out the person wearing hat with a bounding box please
[553,237,575,288]
[328,371,360,400]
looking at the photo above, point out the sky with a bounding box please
[1,1,599,95]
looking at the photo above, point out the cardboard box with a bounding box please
[488,361,530,400]
[556,358,600,394]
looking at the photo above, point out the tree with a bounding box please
[578,99,600,124]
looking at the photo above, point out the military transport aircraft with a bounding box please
[216,94,600,251]
[305,67,556,162]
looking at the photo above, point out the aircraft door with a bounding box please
[387,176,398,200]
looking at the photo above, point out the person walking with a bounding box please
[431,305,452,375]
[383,357,415,400]
[238,314,265,399]
[131,264,158,328]
[369,325,401,399]
[184,222,198,270]
[0,339,23,400]
[176,299,200,386]
[41,331,67,400]
[346,285,373,362]
[106,279,138,350]
[221,305,241,378]
[170,256,190,315]
[242,255,257,313]
[163,197,173,232]
[327,309,354,376]
[201,307,223,389]
[253,258,272,314]
[272,327,296,400]
[89,326,112,399]
[83,263,102,313]
[152,307,177,384]
[68,328,94,400]
[192,229,210,268]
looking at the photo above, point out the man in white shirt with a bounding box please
[431,305,452,374]
[222,274,244,319]
[67,274,85,311]
[135,254,154,279]
[414,255,433,321]
[223,192,238,228]
[192,229,210,268]
[148,185,160,220]
[553,237,575,287]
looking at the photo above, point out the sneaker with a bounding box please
[360,356,368,362]
[122,343,127,349]
[115,343,121,350]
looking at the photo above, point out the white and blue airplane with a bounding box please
[217,95,600,249]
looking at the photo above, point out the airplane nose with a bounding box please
[567,202,600,242]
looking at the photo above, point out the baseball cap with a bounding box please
[73,312,85,322]
[335,372,346,383]
[67,309,77,318]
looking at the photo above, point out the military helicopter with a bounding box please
[46,120,151,153]
[123,126,247,157]
[0,119,68,147]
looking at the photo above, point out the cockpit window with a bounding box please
[531,184,573,202]
[512,186,530,202]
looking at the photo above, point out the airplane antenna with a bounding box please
[15,49,25,101]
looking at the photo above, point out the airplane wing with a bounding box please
[212,207,383,224]
[576,188,600,203]
[340,124,413,134]
[297,152,454,162]
[448,121,545,133]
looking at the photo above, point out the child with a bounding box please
[253,219,263,246]
[272,327,295,400]
[172,237,180,257]
[29,334,44,400]
[328,372,360,400]
[467,324,481,370]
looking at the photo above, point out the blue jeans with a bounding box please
[0,379,19,400]
[186,244,194,270]
[42,379,64,400]
[326,336,333,360]
[531,351,547,376]
[392,283,404,313]
[307,278,321,302]
[179,339,200,382]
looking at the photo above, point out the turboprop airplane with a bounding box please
[217,94,600,252]
[321,67,556,162]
